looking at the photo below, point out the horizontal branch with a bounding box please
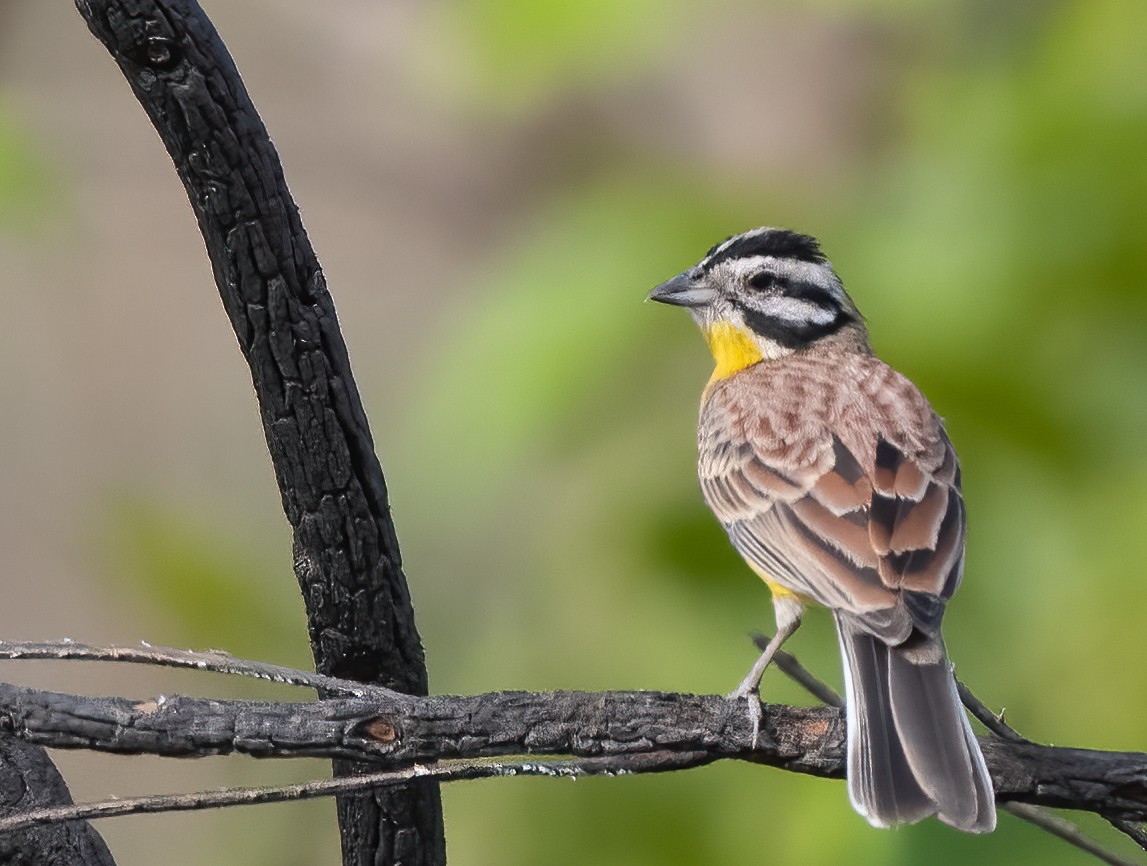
[2,681,1144,822]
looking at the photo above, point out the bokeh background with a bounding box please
[2,0,1146,863]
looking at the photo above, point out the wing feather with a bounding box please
[698,360,966,642]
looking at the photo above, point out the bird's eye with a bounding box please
[748,271,778,291]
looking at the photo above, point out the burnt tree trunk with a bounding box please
[73,2,444,863]
[0,737,116,866]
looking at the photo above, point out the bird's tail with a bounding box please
[834,613,996,833]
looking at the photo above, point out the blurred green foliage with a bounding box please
[101,496,312,669]
[0,104,56,229]
[85,0,1147,862]
[390,0,1147,863]
[427,0,699,114]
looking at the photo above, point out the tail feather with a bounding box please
[836,618,935,827]
[835,614,996,833]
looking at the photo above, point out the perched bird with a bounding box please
[648,228,995,833]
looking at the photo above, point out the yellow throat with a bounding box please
[705,321,763,382]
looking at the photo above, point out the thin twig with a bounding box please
[0,752,712,835]
[957,680,1025,742]
[0,640,381,697]
[754,634,1145,866]
[751,632,843,708]
[1005,805,1142,866]
[954,684,1144,861]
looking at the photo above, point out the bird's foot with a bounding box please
[726,683,764,751]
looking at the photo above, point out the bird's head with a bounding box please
[648,227,868,378]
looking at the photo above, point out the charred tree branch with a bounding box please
[1,680,1144,825]
[71,1,442,863]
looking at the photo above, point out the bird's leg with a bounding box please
[727,595,802,749]
[730,617,800,698]
[730,595,803,699]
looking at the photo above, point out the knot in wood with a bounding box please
[145,35,177,69]
[362,716,398,744]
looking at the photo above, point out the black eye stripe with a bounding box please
[783,281,841,311]
[746,273,841,313]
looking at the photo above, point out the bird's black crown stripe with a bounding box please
[703,229,827,271]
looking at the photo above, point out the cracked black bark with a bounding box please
[72,2,443,864]
[0,736,116,865]
[2,683,1145,824]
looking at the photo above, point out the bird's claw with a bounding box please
[727,687,764,751]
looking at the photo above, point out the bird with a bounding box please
[647,227,996,833]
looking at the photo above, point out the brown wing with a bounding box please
[867,434,965,634]
[699,372,966,644]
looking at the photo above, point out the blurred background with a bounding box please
[2,0,1146,863]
